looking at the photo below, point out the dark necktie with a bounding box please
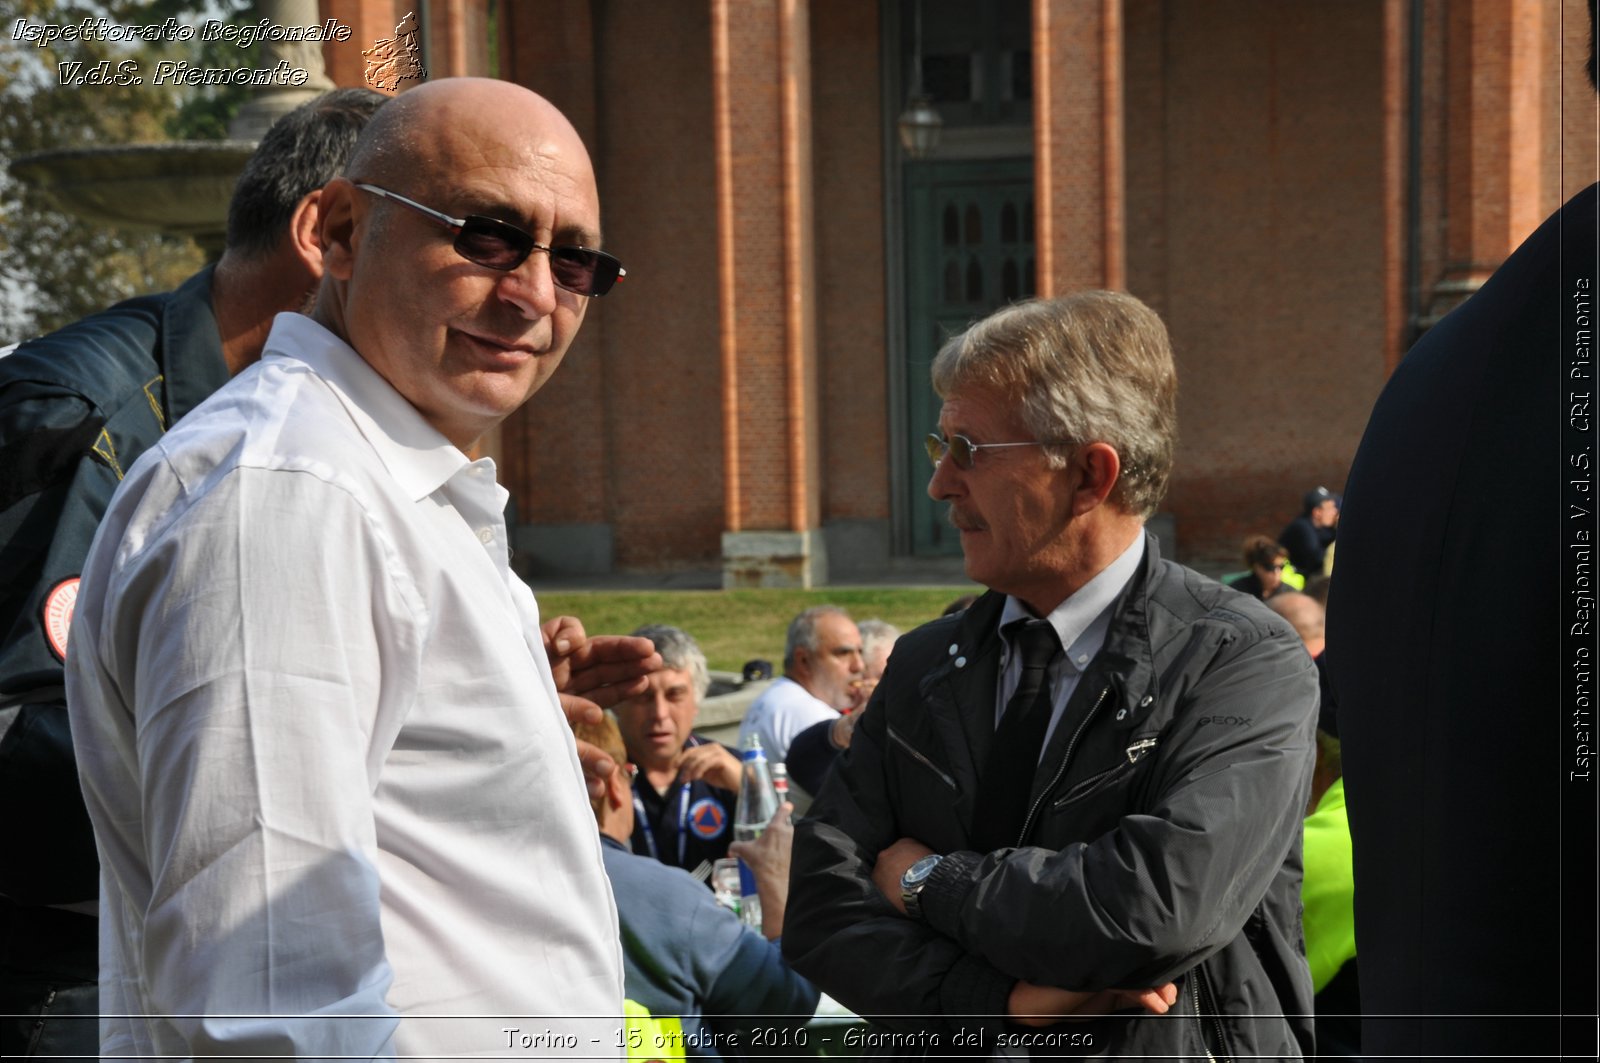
[971,620,1061,852]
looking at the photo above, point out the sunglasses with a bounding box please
[354,183,626,297]
[925,432,1072,470]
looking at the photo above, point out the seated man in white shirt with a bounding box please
[737,605,863,763]
[65,78,653,1060]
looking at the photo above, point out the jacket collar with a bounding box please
[920,531,1167,783]
[158,266,230,423]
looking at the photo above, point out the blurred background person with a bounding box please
[577,713,817,1058]
[617,625,741,881]
[1279,486,1339,577]
[1233,534,1293,600]
[738,606,862,764]
[788,618,902,798]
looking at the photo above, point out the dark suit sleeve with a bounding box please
[0,383,117,904]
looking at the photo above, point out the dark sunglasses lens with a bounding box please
[455,218,531,270]
[551,247,623,297]
[948,435,974,468]
[924,434,945,467]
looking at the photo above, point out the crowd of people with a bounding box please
[0,46,1588,1062]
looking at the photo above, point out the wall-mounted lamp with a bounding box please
[897,0,942,158]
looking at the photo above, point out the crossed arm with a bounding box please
[783,629,1317,1031]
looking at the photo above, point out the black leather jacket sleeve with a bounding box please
[783,684,1016,1034]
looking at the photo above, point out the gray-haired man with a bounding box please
[738,605,863,763]
[617,624,743,875]
[785,291,1318,1058]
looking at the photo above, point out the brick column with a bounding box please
[495,3,614,576]
[425,0,491,77]
[1033,0,1124,296]
[712,0,823,587]
[1423,0,1550,324]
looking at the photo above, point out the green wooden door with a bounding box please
[904,158,1036,555]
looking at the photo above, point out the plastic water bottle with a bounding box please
[734,735,780,929]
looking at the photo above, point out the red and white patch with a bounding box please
[43,578,79,662]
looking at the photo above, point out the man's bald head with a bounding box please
[312,77,607,450]
[343,79,592,199]
[1267,592,1325,657]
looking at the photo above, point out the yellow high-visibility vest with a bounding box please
[622,999,686,1061]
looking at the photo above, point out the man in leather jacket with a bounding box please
[784,291,1319,1059]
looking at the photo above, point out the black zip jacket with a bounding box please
[784,536,1318,1059]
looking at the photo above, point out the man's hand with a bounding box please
[870,837,935,915]
[542,616,661,708]
[676,742,742,792]
[1007,980,1178,1026]
[829,710,859,751]
[558,693,613,800]
[727,801,795,940]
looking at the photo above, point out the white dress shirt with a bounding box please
[66,313,623,1060]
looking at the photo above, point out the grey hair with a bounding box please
[930,290,1179,519]
[857,619,901,663]
[630,624,709,700]
[783,606,852,674]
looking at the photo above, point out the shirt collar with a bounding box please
[261,312,471,502]
[1000,533,1146,672]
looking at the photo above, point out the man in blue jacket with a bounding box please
[578,713,817,1058]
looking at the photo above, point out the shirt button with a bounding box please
[478,528,494,544]
[949,643,959,655]
[1075,653,1089,666]
[954,656,967,668]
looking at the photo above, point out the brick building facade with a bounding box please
[320,0,1598,582]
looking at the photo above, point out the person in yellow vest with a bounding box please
[1267,592,1358,1056]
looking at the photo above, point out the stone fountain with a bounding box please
[9,0,335,258]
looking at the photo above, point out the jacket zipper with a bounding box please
[1189,963,1232,1063]
[1049,736,1160,810]
[886,725,958,791]
[1015,685,1110,846]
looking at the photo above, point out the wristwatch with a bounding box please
[900,854,943,921]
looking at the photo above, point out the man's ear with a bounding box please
[315,177,359,281]
[789,646,812,682]
[1071,442,1123,516]
[286,187,327,279]
[607,767,631,812]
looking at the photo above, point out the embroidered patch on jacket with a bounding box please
[687,797,729,840]
[43,577,79,662]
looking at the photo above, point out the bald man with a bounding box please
[65,79,639,1060]
[1266,592,1325,658]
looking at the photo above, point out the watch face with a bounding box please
[903,854,941,888]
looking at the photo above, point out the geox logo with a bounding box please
[1197,715,1251,727]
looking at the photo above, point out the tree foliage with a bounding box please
[0,0,251,340]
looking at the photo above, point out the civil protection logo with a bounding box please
[687,797,728,840]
